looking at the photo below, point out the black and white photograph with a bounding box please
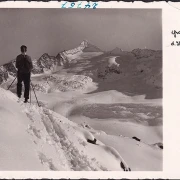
[0,8,162,171]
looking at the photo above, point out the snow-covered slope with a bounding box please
[132,48,162,59]
[35,87,162,171]
[0,87,131,171]
[89,50,162,99]
[131,49,162,89]
[0,44,162,171]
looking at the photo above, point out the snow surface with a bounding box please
[0,87,131,171]
[0,45,162,171]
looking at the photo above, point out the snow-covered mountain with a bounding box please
[33,53,62,74]
[0,42,162,99]
[56,40,102,66]
[0,41,162,171]
[0,40,102,83]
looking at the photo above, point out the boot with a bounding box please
[24,98,28,103]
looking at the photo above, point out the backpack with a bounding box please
[19,55,31,73]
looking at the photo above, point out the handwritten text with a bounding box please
[61,2,98,9]
[171,30,180,46]
[171,30,180,38]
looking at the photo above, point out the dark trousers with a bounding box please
[17,71,31,99]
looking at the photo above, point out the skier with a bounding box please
[15,45,33,103]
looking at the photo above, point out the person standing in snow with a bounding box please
[16,45,33,103]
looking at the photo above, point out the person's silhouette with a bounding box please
[15,45,33,103]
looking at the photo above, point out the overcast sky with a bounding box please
[0,8,162,64]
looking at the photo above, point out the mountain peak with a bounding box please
[40,53,49,59]
[80,40,102,52]
[80,40,89,48]
[108,47,123,55]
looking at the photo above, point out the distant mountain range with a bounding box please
[0,40,162,86]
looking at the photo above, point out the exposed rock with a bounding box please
[87,138,97,145]
[56,52,69,66]
[31,59,44,74]
[36,53,57,70]
[3,60,16,77]
[153,142,163,150]
[0,66,8,84]
[132,136,141,142]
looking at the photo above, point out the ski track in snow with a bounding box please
[40,108,98,171]
[23,104,110,171]
[21,101,132,171]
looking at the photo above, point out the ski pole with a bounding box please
[30,83,31,105]
[30,74,31,105]
[31,82,40,107]
[7,77,17,90]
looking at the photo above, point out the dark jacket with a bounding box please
[16,54,33,73]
